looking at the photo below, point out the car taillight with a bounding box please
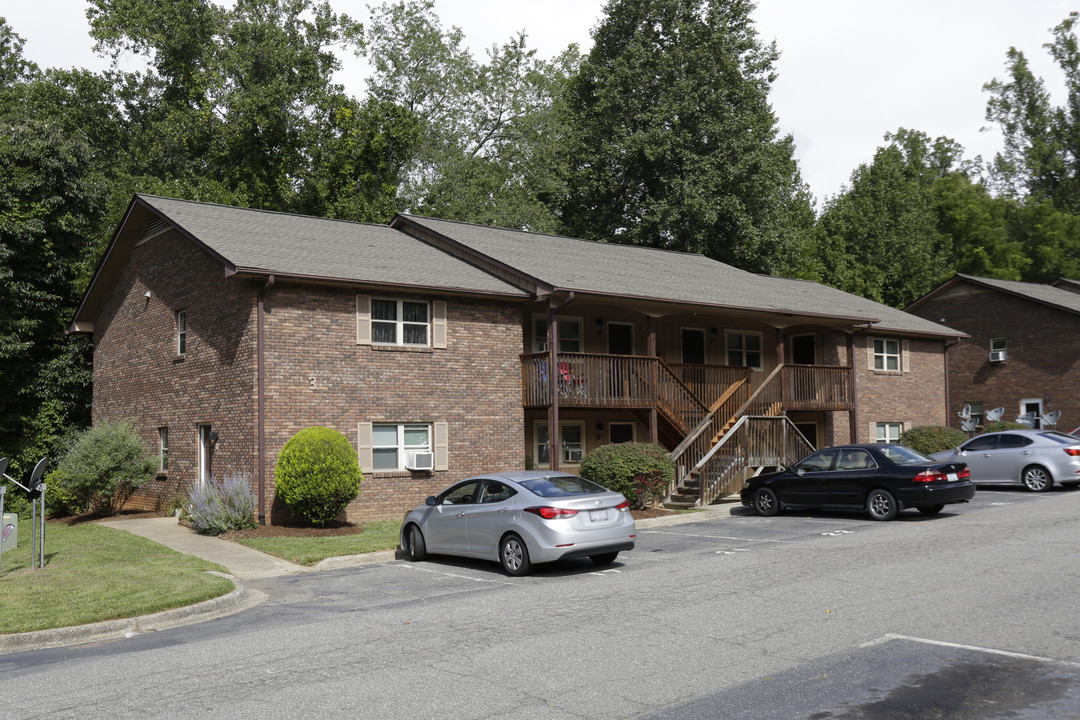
[615,500,630,512]
[1065,448,1080,456]
[957,467,970,480]
[524,506,579,519]
[914,469,945,483]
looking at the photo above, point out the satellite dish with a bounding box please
[958,404,971,419]
[1042,410,1061,428]
[985,407,1004,423]
[1015,411,1036,427]
[0,457,8,477]
[961,418,977,434]
[28,457,47,491]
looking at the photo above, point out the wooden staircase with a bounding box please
[664,367,812,508]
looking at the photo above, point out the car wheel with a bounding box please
[753,488,780,517]
[499,533,531,576]
[866,489,898,521]
[589,552,619,566]
[1021,465,1052,492]
[917,504,944,516]
[406,524,427,561]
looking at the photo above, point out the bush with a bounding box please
[579,442,675,509]
[274,427,361,527]
[982,420,1028,433]
[899,426,968,455]
[188,473,258,535]
[51,420,157,515]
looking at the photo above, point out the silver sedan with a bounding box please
[931,430,1080,491]
[400,470,636,575]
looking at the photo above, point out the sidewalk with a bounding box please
[1,504,742,655]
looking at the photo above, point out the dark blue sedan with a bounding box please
[740,444,975,520]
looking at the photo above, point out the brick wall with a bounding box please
[910,284,1080,430]
[852,334,948,442]
[93,230,258,512]
[92,229,525,523]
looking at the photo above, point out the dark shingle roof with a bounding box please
[399,215,962,337]
[953,274,1080,316]
[137,195,527,297]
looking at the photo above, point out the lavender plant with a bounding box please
[187,473,257,535]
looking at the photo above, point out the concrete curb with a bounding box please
[0,577,266,656]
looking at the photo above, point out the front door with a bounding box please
[792,334,816,365]
[425,480,479,552]
[608,323,634,355]
[198,424,213,488]
[681,328,706,364]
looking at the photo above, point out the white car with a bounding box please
[931,430,1080,491]
[400,471,636,575]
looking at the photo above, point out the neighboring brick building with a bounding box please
[71,195,964,522]
[906,274,1080,432]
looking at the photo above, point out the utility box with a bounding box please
[1,514,16,550]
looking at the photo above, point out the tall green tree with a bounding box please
[364,0,577,231]
[560,0,815,275]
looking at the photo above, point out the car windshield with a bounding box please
[520,475,607,498]
[877,444,935,465]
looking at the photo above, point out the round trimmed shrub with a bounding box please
[898,426,967,455]
[274,427,361,527]
[579,442,675,509]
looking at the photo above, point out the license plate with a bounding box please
[589,509,608,522]
[947,472,958,482]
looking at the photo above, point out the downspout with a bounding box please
[548,292,574,471]
[944,338,959,427]
[257,275,275,524]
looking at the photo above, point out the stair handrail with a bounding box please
[668,376,750,461]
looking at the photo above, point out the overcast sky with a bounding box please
[3,0,1076,205]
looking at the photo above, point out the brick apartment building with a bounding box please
[907,274,1080,433]
[70,195,965,522]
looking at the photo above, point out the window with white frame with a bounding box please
[725,331,763,370]
[372,299,430,346]
[535,422,585,465]
[875,422,902,443]
[991,337,1007,352]
[872,338,901,371]
[371,423,431,471]
[533,315,582,353]
[158,427,169,471]
[176,310,187,355]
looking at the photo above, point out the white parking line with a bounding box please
[863,634,1080,669]
[394,563,515,586]
[641,529,797,543]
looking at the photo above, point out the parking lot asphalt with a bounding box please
[0,504,740,655]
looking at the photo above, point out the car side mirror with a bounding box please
[795,468,805,476]
[425,496,436,506]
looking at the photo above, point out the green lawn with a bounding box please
[236,520,401,565]
[0,520,233,634]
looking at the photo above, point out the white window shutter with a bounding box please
[357,422,373,473]
[901,339,910,373]
[866,336,875,371]
[433,421,449,471]
[869,421,878,443]
[356,295,371,345]
[432,301,447,348]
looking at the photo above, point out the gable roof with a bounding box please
[393,214,963,338]
[71,196,529,332]
[908,274,1080,318]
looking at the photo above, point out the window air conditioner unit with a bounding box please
[566,449,584,463]
[405,452,434,471]
[989,349,1007,363]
